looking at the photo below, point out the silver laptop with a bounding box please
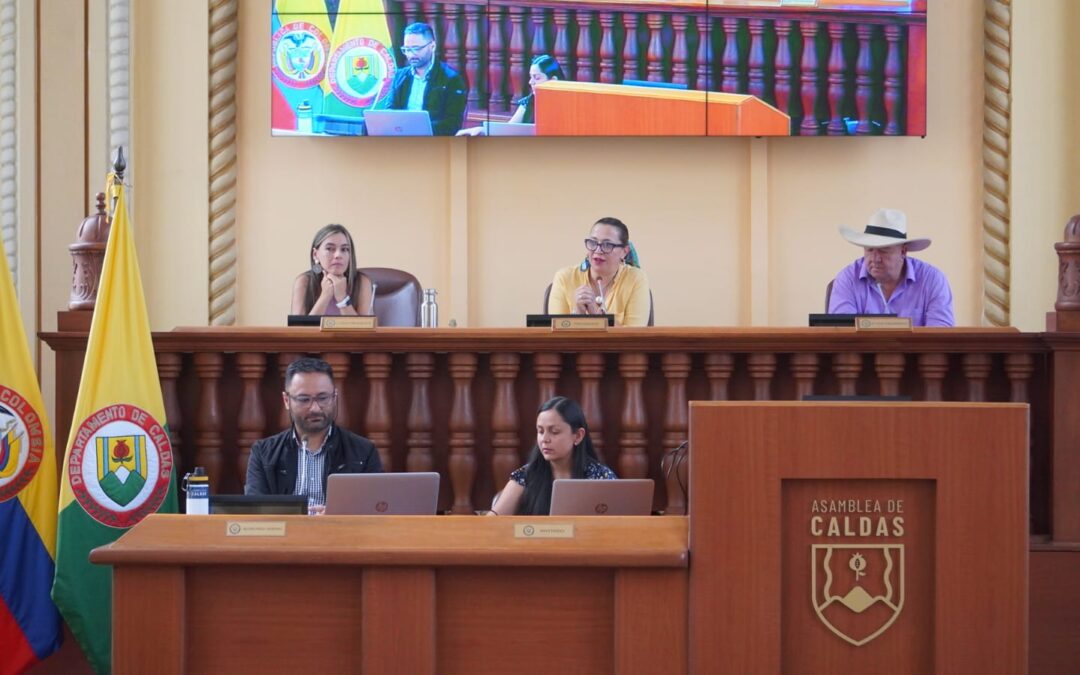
[363,109,433,137]
[324,472,440,515]
[549,479,654,516]
[486,121,536,137]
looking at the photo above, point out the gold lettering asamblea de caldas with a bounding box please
[810,499,905,537]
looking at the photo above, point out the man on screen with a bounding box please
[383,22,468,136]
[245,357,382,513]
[827,208,955,327]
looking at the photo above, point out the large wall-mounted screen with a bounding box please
[271,0,927,137]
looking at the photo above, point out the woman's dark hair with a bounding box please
[303,223,363,311]
[531,54,565,81]
[517,396,600,515]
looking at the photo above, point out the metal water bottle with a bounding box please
[182,466,210,515]
[296,100,313,134]
[420,288,439,327]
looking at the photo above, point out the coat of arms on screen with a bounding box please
[0,385,46,502]
[811,544,905,646]
[68,403,173,528]
[272,22,331,89]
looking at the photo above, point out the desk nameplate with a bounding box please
[552,317,608,332]
[320,316,377,331]
[514,523,575,538]
[855,316,912,331]
[226,521,287,537]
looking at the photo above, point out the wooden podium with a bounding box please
[534,81,791,136]
[689,402,1028,674]
[91,515,688,674]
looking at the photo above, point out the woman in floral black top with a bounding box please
[491,396,616,516]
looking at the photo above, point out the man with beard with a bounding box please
[382,22,468,136]
[245,357,382,513]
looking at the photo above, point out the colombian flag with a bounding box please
[0,241,63,671]
[51,176,178,674]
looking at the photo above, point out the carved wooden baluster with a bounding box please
[832,353,862,396]
[508,6,528,104]
[883,23,903,135]
[363,353,393,471]
[618,353,649,479]
[720,17,741,92]
[157,352,184,475]
[875,353,905,397]
[443,4,462,75]
[598,12,617,84]
[704,353,734,400]
[448,353,478,514]
[774,19,794,115]
[235,353,267,486]
[577,353,606,463]
[403,1,421,25]
[790,353,820,400]
[661,353,691,515]
[825,22,849,135]
[464,4,483,109]
[488,6,507,112]
[530,7,547,57]
[671,13,690,87]
[534,353,562,406]
[918,353,948,401]
[695,13,712,91]
[962,353,993,402]
[1005,353,1034,403]
[194,353,224,491]
[645,13,665,82]
[405,353,435,473]
[277,352,301,429]
[747,353,777,401]
[491,354,522,486]
[553,8,573,79]
[854,23,874,135]
[321,352,351,430]
[798,20,821,135]
[621,12,640,82]
[576,9,596,83]
[747,18,767,100]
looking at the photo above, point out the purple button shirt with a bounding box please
[827,257,955,327]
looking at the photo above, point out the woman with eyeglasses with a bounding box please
[291,224,374,316]
[489,396,615,516]
[546,217,651,326]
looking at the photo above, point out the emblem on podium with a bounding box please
[811,543,905,646]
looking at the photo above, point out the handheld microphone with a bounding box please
[369,282,378,315]
[596,277,606,314]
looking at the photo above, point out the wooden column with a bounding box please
[576,9,596,82]
[157,352,185,475]
[661,353,691,515]
[645,13,665,82]
[621,12,640,82]
[747,18,767,100]
[747,353,776,401]
[448,353,478,514]
[598,11,617,84]
[488,7,507,111]
[798,20,821,135]
[695,13,712,91]
[918,353,948,401]
[774,19,794,115]
[618,353,649,478]
[464,4,483,109]
[671,14,689,87]
[276,352,302,430]
[321,351,351,430]
[491,353,521,485]
[825,21,848,135]
[962,353,993,402]
[704,353,734,400]
[790,353,819,400]
[854,23,874,134]
[553,8,573,80]
[832,352,862,396]
[720,17,740,92]
[363,353,394,471]
[193,352,224,491]
[883,23,903,135]
[578,353,607,462]
[405,353,435,473]
[235,352,267,486]
[508,6,528,104]
[443,4,463,75]
[875,352,905,397]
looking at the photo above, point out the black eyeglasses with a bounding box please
[400,42,434,55]
[584,238,624,254]
[286,392,336,408]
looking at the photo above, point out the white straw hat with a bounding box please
[838,208,931,252]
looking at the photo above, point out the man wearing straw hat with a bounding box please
[828,208,955,327]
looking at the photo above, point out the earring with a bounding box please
[312,261,323,274]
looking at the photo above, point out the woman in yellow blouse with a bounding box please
[546,217,650,326]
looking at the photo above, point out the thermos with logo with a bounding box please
[183,466,210,515]
[420,288,439,327]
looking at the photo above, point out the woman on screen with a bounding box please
[490,396,615,516]
[291,224,374,316]
[456,54,565,136]
[546,217,650,326]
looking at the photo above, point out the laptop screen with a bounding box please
[324,472,440,515]
[549,479,654,516]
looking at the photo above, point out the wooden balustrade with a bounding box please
[383,0,925,134]
[41,327,1064,531]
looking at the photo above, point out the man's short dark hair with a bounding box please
[284,357,334,389]
[403,22,434,42]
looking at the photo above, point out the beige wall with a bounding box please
[24,0,1080,349]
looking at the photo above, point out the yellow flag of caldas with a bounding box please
[52,176,178,674]
[321,0,397,116]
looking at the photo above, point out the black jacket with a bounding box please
[244,425,383,496]
[388,60,468,136]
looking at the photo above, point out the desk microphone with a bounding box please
[596,278,606,314]
[369,282,378,315]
